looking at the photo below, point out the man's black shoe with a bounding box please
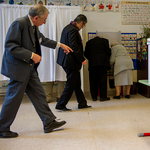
[100,97,110,101]
[0,131,18,138]
[44,120,66,133]
[56,106,72,111]
[78,105,92,109]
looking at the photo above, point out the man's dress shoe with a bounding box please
[44,120,66,133]
[100,97,110,101]
[55,106,72,111]
[78,105,92,109]
[0,131,18,138]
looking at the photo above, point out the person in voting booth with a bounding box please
[0,4,73,138]
[84,36,111,102]
[110,42,134,99]
[55,14,91,111]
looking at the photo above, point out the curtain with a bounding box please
[0,4,81,82]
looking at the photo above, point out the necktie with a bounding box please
[32,25,35,33]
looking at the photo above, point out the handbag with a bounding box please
[109,70,115,89]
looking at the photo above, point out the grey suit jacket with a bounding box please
[1,15,57,82]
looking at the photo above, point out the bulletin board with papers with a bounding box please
[121,1,150,25]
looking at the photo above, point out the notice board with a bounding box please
[121,1,150,25]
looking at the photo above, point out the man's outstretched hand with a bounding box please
[60,43,73,54]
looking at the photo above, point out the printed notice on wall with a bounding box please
[121,1,150,25]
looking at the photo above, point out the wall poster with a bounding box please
[121,1,150,25]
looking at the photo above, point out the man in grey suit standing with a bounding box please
[0,4,72,138]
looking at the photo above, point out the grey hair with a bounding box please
[29,4,49,17]
[111,42,119,47]
[74,14,87,24]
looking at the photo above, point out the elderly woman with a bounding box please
[110,42,134,99]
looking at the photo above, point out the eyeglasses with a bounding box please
[39,16,47,23]
[82,23,86,28]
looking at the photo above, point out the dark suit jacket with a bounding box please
[57,24,85,70]
[84,36,111,70]
[1,15,57,82]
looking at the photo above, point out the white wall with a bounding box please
[83,11,143,34]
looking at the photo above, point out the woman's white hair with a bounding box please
[111,41,119,47]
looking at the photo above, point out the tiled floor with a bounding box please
[0,93,150,150]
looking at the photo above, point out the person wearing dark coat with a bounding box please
[55,14,91,111]
[84,36,111,101]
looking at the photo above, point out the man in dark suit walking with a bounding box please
[84,36,111,101]
[55,14,91,111]
[0,4,73,138]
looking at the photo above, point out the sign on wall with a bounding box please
[121,1,150,25]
